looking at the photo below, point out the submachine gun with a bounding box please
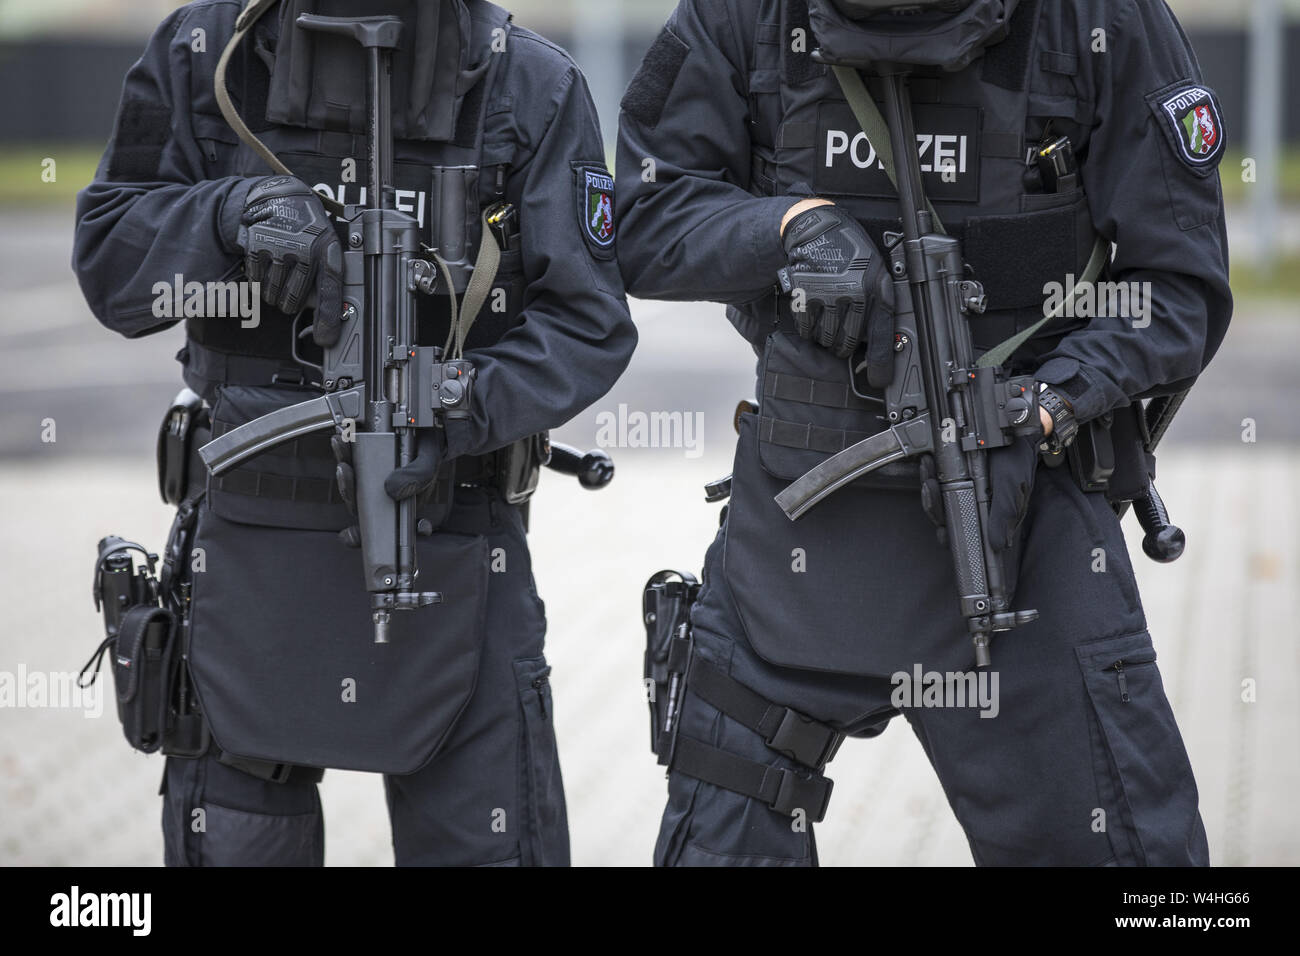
[775,62,1188,668]
[775,65,1039,668]
[199,13,611,643]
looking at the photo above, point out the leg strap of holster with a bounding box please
[688,658,845,771]
[671,736,834,823]
[665,657,842,823]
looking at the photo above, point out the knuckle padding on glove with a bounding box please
[782,206,895,371]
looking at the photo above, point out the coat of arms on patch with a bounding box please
[1158,85,1226,168]
[577,165,616,251]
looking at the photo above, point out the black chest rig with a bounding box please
[182,0,522,401]
[747,0,1098,364]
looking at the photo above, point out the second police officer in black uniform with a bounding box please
[619,0,1231,865]
[75,0,635,866]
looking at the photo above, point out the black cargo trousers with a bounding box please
[656,427,1209,867]
[161,488,569,867]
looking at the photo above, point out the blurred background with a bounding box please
[0,0,1297,867]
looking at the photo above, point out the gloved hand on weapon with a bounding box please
[234,175,344,347]
[985,435,1041,553]
[332,428,447,547]
[777,200,895,383]
[919,423,1049,554]
[981,385,1075,549]
[919,378,1071,552]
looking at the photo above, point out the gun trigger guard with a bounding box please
[290,311,325,379]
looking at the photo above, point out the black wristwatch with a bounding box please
[1037,385,1078,456]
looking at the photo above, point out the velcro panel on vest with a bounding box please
[621,25,689,130]
[980,0,1040,92]
[856,196,1091,330]
[452,68,489,149]
[106,99,172,181]
[961,191,1090,310]
[782,0,819,86]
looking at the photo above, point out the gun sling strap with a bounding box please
[830,65,1109,369]
[216,0,502,342]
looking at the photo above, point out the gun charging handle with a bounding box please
[295,13,403,49]
[546,443,614,490]
[1132,481,1185,563]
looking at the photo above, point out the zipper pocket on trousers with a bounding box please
[1105,652,1157,703]
[532,675,549,720]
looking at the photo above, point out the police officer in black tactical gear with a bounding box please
[74,0,635,866]
[620,0,1230,865]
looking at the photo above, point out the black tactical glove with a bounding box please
[332,429,448,548]
[384,429,448,501]
[236,175,344,346]
[918,455,947,546]
[987,436,1042,552]
[332,433,358,518]
[777,204,895,381]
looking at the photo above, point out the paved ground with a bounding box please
[1,207,1298,866]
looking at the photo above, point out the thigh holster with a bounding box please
[643,570,699,761]
[642,570,843,823]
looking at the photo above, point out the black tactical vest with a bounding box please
[744,0,1098,365]
[181,1,522,402]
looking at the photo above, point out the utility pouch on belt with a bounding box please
[1067,413,1116,494]
[157,388,206,506]
[1105,402,1157,505]
[1064,404,1154,505]
[643,570,699,765]
[494,433,548,506]
[85,538,177,753]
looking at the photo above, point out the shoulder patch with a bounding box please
[1147,82,1226,173]
[573,162,616,259]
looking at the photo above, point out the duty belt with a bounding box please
[204,418,497,504]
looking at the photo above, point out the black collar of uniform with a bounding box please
[807,0,1021,72]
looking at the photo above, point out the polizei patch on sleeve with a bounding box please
[574,163,616,258]
[1148,82,1226,172]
